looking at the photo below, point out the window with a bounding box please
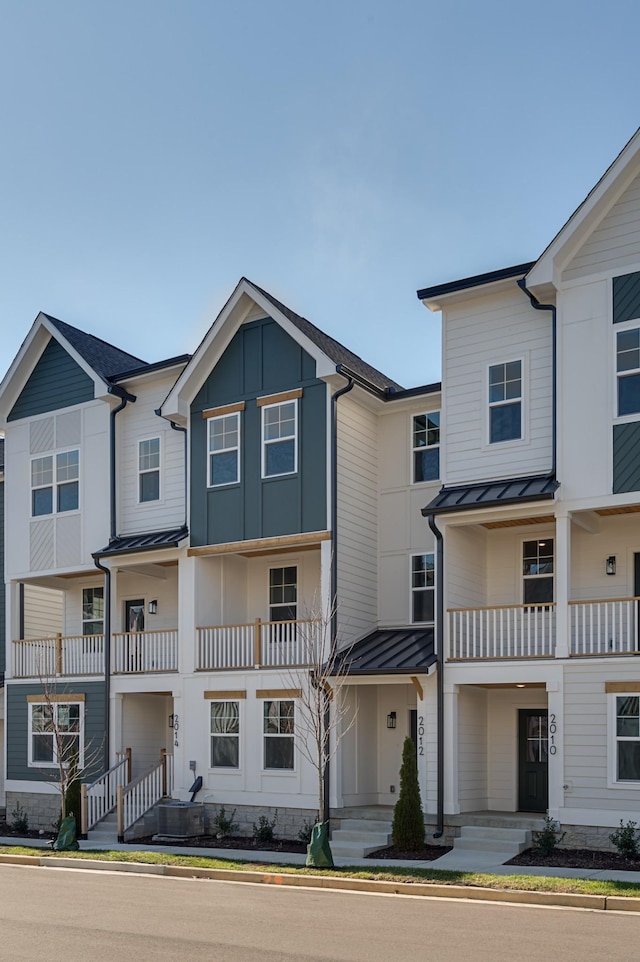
[208,413,240,487]
[210,701,240,768]
[31,449,79,516]
[613,695,640,781]
[263,700,294,770]
[411,554,434,623]
[523,539,554,604]
[262,400,297,477]
[29,701,83,768]
[617,328,640,416]
[269,566,297,623]
[489,361,522,443]
[82,587,104,635]
[412,412,440,482]
[138,438,160,502]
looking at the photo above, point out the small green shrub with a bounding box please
[532,813,565,855]
[297,819,314,845]
[11,802,29,834]
[609,820,640,860]
[392,736,425,852]
[252,811,278,844]
[212,806,238,839]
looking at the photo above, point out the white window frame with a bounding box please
[608,691,640,789]
[614,320,640,422]
[411,411,440,484]
[487,359,523,445]
[210,700,241,770]
[28,700,84,769]
[207,411,241,488]
[262,699,296,772]
[410,553,435,624]
[137,436,161,504]
[261,400,298,479]
[522,538,554,605]
[31,447,80,517]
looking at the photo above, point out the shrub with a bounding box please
[532,813,565,855]
[212,806,238,839]
[609,820,640,860]
[252,811,278,844]
[392,737,425,852]
[11,802,29,834]
[297,819,314,845]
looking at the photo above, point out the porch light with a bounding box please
[149,599,158,614]
[387,711,397,729]
[606,556,616,576]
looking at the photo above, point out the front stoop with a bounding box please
[452,824,531,857]
[330,818,393,858]
[86,811,119,846]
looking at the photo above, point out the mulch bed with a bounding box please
[507,847,640,871]
[128,834,308,854]
[366,844,452,861]
[0,820,54,841]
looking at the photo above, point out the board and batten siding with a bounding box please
[117,372,186,534]
[8,338,94,421]
[442,287,553,485]
[336,396,378,645]
[563,172,640,282]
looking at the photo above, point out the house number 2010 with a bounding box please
[548,713,557,755]
[418,715,425,756]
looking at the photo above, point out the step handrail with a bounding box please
[116,750,173,839]
[80,748,132,834]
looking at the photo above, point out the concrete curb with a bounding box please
[1,851,639,912]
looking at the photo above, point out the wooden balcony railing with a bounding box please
[570,597,640,655]
[197,618,321,670]
[449,604,556,659]
[12,633,105,678]
[112,629,179,674]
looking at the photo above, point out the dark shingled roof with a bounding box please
[247,280,404,392]
[44,314,147,382]
[94,525,188,557]
[332,627,436,676]
[422,474,559,516]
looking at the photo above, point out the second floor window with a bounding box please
[523,539,554,604]
[208,412,240,486]
[489,361,522,443]
[413,412,440,482]
[82,587,104,635]
[31,449,79,516]
[269,566,297,622]
[138,438,160,502]
[616,327,640,416]
[262,400,297,477]
[411,554,435,623]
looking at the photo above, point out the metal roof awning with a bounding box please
[94,525,188,558]
[332,627,436,677]
[422,474,559,517]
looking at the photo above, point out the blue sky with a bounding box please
[1,0,639,389]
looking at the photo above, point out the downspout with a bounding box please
[324,366,354,826]
[108,386,136,541]
[517,279,557,477]
[427,513,444,838]
[93,554,111,772]
[155,409,188,529]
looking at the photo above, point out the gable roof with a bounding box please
[43,314,146,381]
[417,262,535,308]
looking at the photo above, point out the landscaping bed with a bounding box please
[366,844,452,861]
[507,847,640,872]
[0,820,54,841]
[128,834,308,854]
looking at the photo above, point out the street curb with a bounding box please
[1,852,639,912]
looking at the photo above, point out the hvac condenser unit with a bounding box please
[157,801,204,838]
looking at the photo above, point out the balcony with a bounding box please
[112,629,179,673]
[197,618,321,671]
[570,598,640,656]
[449,604,556,660]
[13,634,105,678]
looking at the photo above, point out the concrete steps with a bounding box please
[452,824,531,856]
[330,817,392,858]
[87,811,119,846]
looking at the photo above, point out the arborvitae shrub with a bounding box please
[391,736,425,851]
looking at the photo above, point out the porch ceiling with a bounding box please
[332,627,436,676]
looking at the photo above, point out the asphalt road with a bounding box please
[1,865,639,962]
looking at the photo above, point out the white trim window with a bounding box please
[82,587,104,635]
[522,539,554,605]
[138,437,161,502]
[412,411,440,482]
[262,400,297,478]
[29,701,84,768]
[263,699,295,770]
[488,360,522,443]
[616,327,640,417]
[210,701,240,769]
[31,449,79,516]
[208,412,240,487]
[411,554,435,623]
[612,694,640,782]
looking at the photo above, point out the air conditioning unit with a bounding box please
[157,801,204,838]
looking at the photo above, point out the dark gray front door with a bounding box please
[518,709,548,813]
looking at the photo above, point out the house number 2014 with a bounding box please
[418,715,425,756]
[548,713,557,755]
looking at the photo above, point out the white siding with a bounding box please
[457,686,487,810]
[486,523,555,607]
[563,173,640,281]
[121,693,172,779]
[486,688,547,812]
[570,515,640,602]
[442,288,553,484]
[444,524,487,611]
[22,585,63,638]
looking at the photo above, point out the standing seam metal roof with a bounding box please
[422,474,559,516]
[331,627,436,675]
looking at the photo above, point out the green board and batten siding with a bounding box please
[614,271,640,492]
[0,479,4,675]
[8,338,94,421]
[190,317,327,546]
[6,682,105,782]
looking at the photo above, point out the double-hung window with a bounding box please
[269,566,297,623]
[31,449,79,516]
[411,554,435,623]
[412,412,440,482]
[489,361,522,443]
[612,694,640,782]
[208,412,240,486]
[82,587,104,635]
[263,700,294,770]
[210,701,240,768]
[29,701,83,768]
[138,438,160,502]
[616,328,640,416]
[522,539,554,605]
[262,400,297,478]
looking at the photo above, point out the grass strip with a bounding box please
[2,844,640,898]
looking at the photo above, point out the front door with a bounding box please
[518,709,548,812]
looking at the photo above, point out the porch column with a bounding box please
[110,692,124,769]
[554,512,571,658]
[5,582,21,680]
[414,684,429,815]
[170,693,184,797]
[443,683,460,815]
[178,556,197,675]
[546,673,564,820]
[320,539,333,661]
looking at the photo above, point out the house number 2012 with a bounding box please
[418,715,425,756]
[548,713,557,755]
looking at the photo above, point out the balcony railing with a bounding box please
[570,598,640,655]
[13,633,105,678]
[197,618,321,671]
[112,629,179,673]
[449,604,556,659]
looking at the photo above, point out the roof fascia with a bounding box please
[420,273,530,313]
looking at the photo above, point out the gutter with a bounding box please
[108,385,136,541]
[517,279,557,477]
[427,514,444,838]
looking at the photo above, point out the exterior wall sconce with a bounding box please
[606,556,616,576]
[387,711,397,729]
[148,599,158,614]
